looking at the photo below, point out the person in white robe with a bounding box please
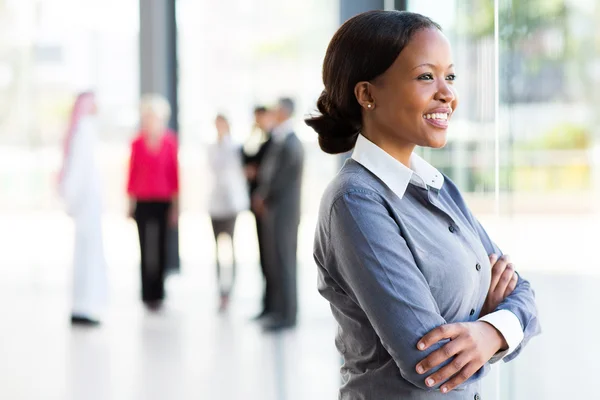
[58,92,108,326]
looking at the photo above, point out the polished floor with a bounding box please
[0,211,595,399]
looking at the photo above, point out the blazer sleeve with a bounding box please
[255,139,303,202]
[324,189,485,391]
[445,178,541,363]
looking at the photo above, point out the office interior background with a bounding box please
[0,0,598,398]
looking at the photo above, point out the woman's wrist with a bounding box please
[478,321,508,352]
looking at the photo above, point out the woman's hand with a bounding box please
[479,254,518,318]
[245,164,258,180]
[252,195,266,218]
[128,198,136,219]
[169,204,179,227]
[415,321,508,393]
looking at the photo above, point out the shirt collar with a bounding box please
[272,118,294,142]
[351,134,444,199]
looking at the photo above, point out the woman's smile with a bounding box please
[422,107,452,129]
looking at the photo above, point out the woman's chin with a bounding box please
[424,136,447,149]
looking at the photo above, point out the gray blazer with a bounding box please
[314,159,540,399]
[256,132,304,224]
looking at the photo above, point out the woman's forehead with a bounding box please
[398,29,453,69]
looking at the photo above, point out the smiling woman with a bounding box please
[305,10,540,400]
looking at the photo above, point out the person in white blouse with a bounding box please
[207,115,250,311]
[58,92,108,326]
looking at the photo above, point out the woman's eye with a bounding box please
[446,74,457,81]
[418,73,434,81]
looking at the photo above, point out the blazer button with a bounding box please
[474,394,481,400]
[470,309,475,316]
[476,263,481,271]
[448,225,456,233]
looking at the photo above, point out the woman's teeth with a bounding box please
[423,113,448,120]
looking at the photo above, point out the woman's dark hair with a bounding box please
[254,105,268,114]
[304,11,441,154]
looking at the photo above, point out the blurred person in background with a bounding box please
[58,91,108,326]
[242,106,274,320]
[127,94,179,311]
[306,11,540,398]
[208,114,249,312]
[253,97,304,332]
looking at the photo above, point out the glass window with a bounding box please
[409,1,600,398]
[177,0,340,216]
[0,0,140,211]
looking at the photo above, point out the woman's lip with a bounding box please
[424,118,449,129]
[425,108,453,115]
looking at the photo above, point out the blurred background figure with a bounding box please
[243,106,274,320]
[3,1,599,398]
[127,93,179,311]
[208,114,249,312]
[58,91,108,326]
[254,97,304,332]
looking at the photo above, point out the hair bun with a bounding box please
[305,91,359,154]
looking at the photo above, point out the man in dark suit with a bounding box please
[242,106,274,320]
[253,98,304,332]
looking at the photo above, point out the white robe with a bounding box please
[60,117,108,319]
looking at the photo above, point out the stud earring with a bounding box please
[367,104,372,109]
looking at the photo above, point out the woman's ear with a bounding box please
[354,81,375,111]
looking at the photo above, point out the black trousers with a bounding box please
[134,201,171,302]
[262,209,299,324]
[253,211,272,313]
[211,216,237,297]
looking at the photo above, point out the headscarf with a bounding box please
[58,91,96,183]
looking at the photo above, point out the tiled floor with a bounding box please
[0,212,596,399]
[0,212,342,400]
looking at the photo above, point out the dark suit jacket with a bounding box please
[242,135,272,195]
[256,132,304,225]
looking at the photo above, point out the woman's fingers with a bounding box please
[417,323,461,351]
[422,353,471,389]
[489,254,510,293]
[416,337,465,374]
[504,271,519,298]
[495,263,514,295]
[440,361,480,393]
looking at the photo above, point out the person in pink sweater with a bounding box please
[127,94,179,310]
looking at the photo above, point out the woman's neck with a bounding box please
[362,129,415,168]
[143,130,163,149]
[217,133,230,144]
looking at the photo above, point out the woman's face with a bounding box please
[367,28,458,150]
[215,118,229,138]
[141,111,165,136]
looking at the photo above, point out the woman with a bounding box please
[59,92,108,326]
[208,115,249,312]
[305,11,540,399]
[127,94,179,311]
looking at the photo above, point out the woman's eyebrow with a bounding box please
[412,63,454,71]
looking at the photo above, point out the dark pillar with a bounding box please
[340,0,385,23]
[394,0,408,11]
[337,1,385,167]
[140,0,180,274]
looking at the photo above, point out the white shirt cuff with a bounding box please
[478,309,524,363]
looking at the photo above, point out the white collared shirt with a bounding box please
[351,133,524,361]
[271,118,294,143]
